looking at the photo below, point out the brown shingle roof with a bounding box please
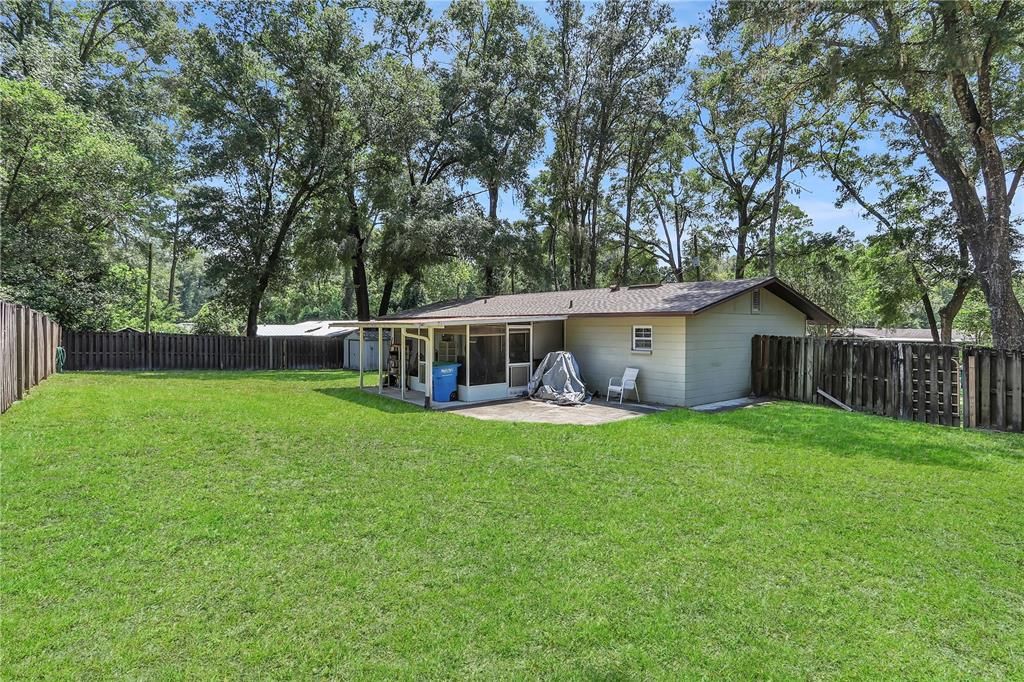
[380,277,838,324]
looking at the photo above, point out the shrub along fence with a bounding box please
[61,331,344,371]
[752,335,1023,433]
[1,301,62,414]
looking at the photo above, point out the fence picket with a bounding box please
[55,330,345,374]
[1,302,62,413]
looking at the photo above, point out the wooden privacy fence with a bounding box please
[1,301,62,414]
[963,346,1023,432]
[753,335,1024,433]
[752,335,961,427]
[61,331,344,371]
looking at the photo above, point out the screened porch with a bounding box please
[355,317,565,408]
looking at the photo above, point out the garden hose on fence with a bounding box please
[56,346,66,373]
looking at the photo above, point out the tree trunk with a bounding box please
[344,178,371,321]
[167,212,179,306]
[485,183,499,295]
[938,276,972,344]
[972,243,1023,348]
[734,220,748,279]
[378,278,394,317]
[621,187,633,286]
[245,291,261,337]
[768,110,787,276]
[351,248,370,322]
[905,10,1024,349]
[921,292,939,344]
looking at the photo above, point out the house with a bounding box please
[255,320,357,337]
[353,276,837,408]
[835,327,967,343]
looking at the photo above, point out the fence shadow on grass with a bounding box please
[121,370,355,382]
[314,387,424,414]
[700,402,1019,472]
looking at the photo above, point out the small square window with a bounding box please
[632,325,653,352]
[751,289,762,314]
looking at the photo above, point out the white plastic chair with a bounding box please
[607,367,640,404]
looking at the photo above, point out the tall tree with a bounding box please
[179,0,364,335]
[0,78,149,327]
[728,0,1024,348]
[817,114,975,343]
[444,0,548,294]
[1,0,179,326]
[368,1,475,314]
[545,0,685,289]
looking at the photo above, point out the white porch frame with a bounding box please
[355,316,566,409]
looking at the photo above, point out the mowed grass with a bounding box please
[2,371,1022,679]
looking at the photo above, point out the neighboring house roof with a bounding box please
[838,327,967,343]
[374,277,838,325]
[256,320,358,337]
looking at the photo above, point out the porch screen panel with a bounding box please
[469,325,505,385]
[509,364,530,387]
[508,331,529,364]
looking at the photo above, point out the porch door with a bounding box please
[507,325,532,395]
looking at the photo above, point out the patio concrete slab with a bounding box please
[445,398,663,425]
[362,386,664,424]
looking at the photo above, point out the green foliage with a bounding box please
[192,300,244,336]
[774,227,867,328]
[102,262,181,333]
[0,78,150,328]
[178,0,365,333]
[2,0,1019,341]
[955,289,994,345]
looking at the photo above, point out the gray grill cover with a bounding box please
[527,351,589,405]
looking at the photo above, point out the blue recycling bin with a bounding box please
[431,362,461,402]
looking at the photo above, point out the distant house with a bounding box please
[836,327,967,343]
[255,320,384,370]
[255,320,357,337]
[352,276,837,408]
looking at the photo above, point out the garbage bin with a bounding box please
[432,362,461,402]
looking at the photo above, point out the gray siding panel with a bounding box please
[684,289,806,406]
[565,316,687,406]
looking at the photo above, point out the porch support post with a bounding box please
[377,325,383,394]
[358,327,364,389]
[465,324,471,390]
[529,321,535,372]
[399,328,406,400]
[504,322,510,392]
[425,327,434,409]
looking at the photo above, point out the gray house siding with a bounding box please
[565,315,687,406]
[683,288,806,406]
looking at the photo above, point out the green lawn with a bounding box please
[2,371,1022,679]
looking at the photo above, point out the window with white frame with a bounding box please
[632,325,653,352]
[751,288,762,314]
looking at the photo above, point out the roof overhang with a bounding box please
[689,277,840,326]
[352,315,569,328]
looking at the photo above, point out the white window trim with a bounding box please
[751,288,762,314]
[631,325,653,353]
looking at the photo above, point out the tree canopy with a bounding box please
[2,0,1021,348]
